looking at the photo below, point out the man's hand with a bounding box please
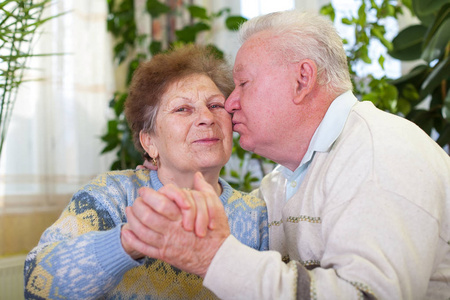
[122,172,230,277]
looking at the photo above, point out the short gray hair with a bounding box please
[238,10,353,95]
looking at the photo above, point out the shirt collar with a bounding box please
[280,90,357,178]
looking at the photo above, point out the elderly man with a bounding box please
[122,10,450,299]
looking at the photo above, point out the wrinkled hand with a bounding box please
[122,172,230,277]
[120,184,189,260]
[121,223,144,260]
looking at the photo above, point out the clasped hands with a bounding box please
[121,172,230,278]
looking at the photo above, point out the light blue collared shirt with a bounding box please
[279,91,358,201]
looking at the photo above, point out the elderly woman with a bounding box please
[24,45,268,299]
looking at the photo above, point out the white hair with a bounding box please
[239,10,353,95]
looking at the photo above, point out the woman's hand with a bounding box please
[121,184,188,260]
[121,172,230,277]
[121,223,145,260]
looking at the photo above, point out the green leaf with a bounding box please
[389,64,428,87]
[372,27,392,50]
[175,22,210,43]
[360,46,371,64]
[113,41,128,64]
[443,88,450,122]
[225,16,247,31]
[211,7,231,18]
[378,54,385,70]
[126,58,141,86]
[436,124,450,146]
[421,16,450,62]
[205,44,224,60]
[422,3,450,47]
[402,0,414,14]
[107,120,119,133]
[114,93,128,117]
[320,3,336,22]
[101,142,119,154]
[342,17,352,25]
[412,0,450,24]
[149,40,162,55]
[397,96,412,116]
[387,3,396,17]
[420,56,450,97]
[230,170,240,179]
[400,83,421,103]
[188,5,209,20]
[357,2,367,26]
[146,0,170,18]
[389,24,427,61]
[110,160,122,171]
[407,109,435,134]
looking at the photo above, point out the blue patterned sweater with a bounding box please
[24,169,268,299]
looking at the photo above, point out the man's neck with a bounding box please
[275,90,337,171]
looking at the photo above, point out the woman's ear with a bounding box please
[293,59,317,104]
[139,130,158,158]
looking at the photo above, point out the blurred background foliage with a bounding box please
[321,0,449,149]
[102,0,449,192]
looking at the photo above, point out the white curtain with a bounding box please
[0,0,115,215]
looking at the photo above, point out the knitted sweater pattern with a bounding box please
[24,169,269,299]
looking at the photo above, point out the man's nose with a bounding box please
[225,89,240,113]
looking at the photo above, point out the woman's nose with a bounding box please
[196,106,215,126]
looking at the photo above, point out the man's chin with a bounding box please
[238,138,255,153]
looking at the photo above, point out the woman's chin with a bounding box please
[192,161,227,174]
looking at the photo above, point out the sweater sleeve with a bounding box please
[24,175,141,300]
[203,236,313,300]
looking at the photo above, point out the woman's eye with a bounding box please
[174,107,189,112]
[209,104,224,109]
[239,81,247,87]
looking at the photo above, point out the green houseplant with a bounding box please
[388,0,450,149]
[321,0,449,150]
[0,0,62,161]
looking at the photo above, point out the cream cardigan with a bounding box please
[204,100,450,299]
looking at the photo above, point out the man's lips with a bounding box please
[232,120,242,131]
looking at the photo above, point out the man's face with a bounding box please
[225,32,299,161]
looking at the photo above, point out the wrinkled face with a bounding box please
[225,32,298,158]
[145,74,232,174]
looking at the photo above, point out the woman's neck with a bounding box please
[156,168,222,196]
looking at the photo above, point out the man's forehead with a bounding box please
[233,63,244,74]
[232,43,254,74]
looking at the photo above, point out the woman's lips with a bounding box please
[193,138,220,144]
